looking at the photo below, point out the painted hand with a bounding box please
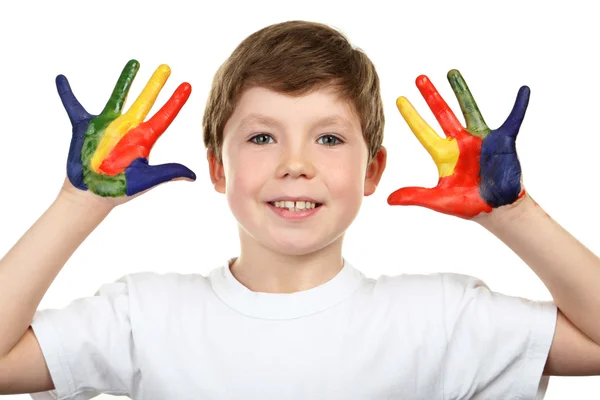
[387,70,530,219]
[58,59,195,197]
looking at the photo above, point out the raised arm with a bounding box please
[0,59,194,361]
[0,191,111,394]
[389,69,600,376]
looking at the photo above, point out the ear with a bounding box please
[364,145,387,196]
[207,149,226,194]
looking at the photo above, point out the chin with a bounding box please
[264,232,342,257]
[267,241,323,257]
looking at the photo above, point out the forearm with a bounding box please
[476,193,600,344]
[0,191,112,357]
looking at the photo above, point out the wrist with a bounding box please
[473,192,544,229]
[55,185,115,219]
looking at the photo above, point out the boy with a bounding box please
[1,19,599,399]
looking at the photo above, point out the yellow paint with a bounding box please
[396,97,459,177]
[91,64,171,172]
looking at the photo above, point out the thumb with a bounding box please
[387,186,437,207]
[387,186,490,219]
[124,158,196,196]
[56,74,91,125]
[498,85,530,139]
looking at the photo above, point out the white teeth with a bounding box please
[272,201,318,211]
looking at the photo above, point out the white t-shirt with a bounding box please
[29,257,556,399]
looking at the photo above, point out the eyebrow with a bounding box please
[236,113,354,131]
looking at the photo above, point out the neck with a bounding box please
[230,227,345,294]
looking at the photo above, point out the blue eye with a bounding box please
[249,133,343,146]
[249,134,274,145]
[318,134,343,146]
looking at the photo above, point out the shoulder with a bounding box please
[372,271,486,300]
[113,270,211,292]
[106,270,214,306]
[370,272,499,328]
[94,270,217,333]
[366,271,474,319]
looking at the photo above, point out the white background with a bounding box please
[1,0,599,398]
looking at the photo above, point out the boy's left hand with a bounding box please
[388,70,530,219]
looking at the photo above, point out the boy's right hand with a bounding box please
[58,59,195,208]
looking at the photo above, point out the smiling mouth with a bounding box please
[267,201,323,211]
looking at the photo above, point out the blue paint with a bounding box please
[125,158,196,196]
[479,86,530,207]
[56,74,93,191]
[56,71,196,197]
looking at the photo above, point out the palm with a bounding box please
[59,60,195,198]
[388,70,529,219]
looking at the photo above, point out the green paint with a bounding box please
[84,169,127,197]
[447,69,490,138]
[81,115,127,196]
[101,59,140,116]
[79,60,141,197]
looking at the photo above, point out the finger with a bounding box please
[447,69,490,136]
[415,75,463,138]
[387,186,446,210]
[396,97,460,177]
[387,186,491,219]
[145,82,191,134]
[124,158,196,196]
[498,86,530,139]
[101,59,140,116]
[56,75,91,125]
[97,83,192,176]
[124,64,171,124]
[56,74,90,190]
[396,96,444,152]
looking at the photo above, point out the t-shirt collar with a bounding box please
[209,257,365,320]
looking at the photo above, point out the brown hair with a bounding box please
[202,20,384,165]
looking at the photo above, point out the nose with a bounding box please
[275,147,316,179]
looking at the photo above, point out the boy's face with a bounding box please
[209,86,386,256]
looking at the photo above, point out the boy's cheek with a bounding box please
[234,150,276,169]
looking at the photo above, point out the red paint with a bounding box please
[415,75,465,138]
[388,75,493,219]
[267,202,322,221]
[388,185,492,219]
[99,83,192,175]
